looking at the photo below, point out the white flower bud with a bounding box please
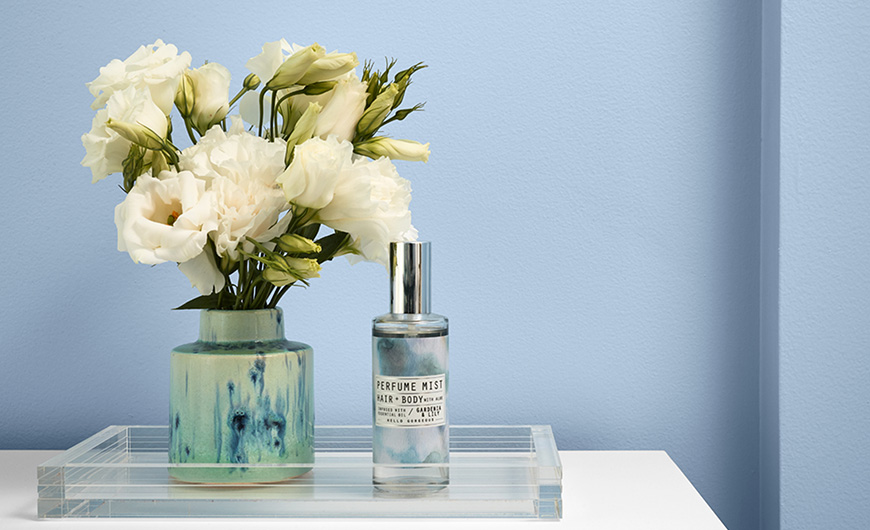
[276,234,321,254]
[285,102,322,165]
[175,71,195,117]
[188,62,232,134]
[106,118,166,150]
[354,137,430,163]
[263,256,321,285]
[356,84,398,137]
[265,44,325,90]
[313,75,368,142]
[297,52,359,85]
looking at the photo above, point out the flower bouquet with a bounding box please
[81,39,429,482]
[82,39,429,310]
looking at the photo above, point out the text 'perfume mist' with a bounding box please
[372,241,449,494]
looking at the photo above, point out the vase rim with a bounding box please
[199,307,285,342]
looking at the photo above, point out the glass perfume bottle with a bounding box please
[372,241,449,494]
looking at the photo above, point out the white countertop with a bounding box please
[1,449,725,529]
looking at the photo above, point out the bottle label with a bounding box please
[374,374,446,427]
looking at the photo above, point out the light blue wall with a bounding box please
[0,2,761,528]
[779,2,870,529]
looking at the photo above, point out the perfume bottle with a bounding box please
[372,241,449,493]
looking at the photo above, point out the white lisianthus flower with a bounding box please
[114,170,218,265]
[179,120,290,260]
[313,74,368,142]
[316,156,417,266]
[276,135,352,210]
[188,62,232,134]
[276,135,416,266]
[81,86,167,183]
[87,39,191,114]
[180,118,284,185]
[178,251,226,295]
[210,176,292,261]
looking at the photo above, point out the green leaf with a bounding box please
[361,60,374,82]
[381,103,425,128]
[365,74,381,107]
[297,223,321,240]
[379,57,397,83]
[392,63,426,109]
[173,293,221,310]
[394,62,427,83]
[314,231,351,263]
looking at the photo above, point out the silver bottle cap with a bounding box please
[390,241,431,314]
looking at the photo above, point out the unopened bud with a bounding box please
[175,71,195,117]
[284,102,322,165]
[107,119,166,150]
[263,256,321,286]
[243,73,261,91]
[356,84,398,137]
[150,151,171,177]
[297,52,359,85]
[265,43,325,91]
[276,234,321,254]
[354,137,430,163]
[301,81,337,96]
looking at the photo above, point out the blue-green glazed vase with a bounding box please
[168,308,313,483]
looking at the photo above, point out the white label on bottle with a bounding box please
[374,374,446,427]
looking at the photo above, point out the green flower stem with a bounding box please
[254,282,275,308]
[228,86,249,108]
[240,273,261,309]
[270,90,278,141]
[208,241,233,309]
[286,206,316,233]
[184,120,197,145]
[233,259,248,310]
[247,280,258,310]
[233,257,266,310]
[163,138,181,155]
[274,87,305,110]
[243,260,253,305]
[268,285,293,308]
[258,88,268,138]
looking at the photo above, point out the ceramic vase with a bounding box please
[168,308,313,483]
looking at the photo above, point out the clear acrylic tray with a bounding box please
[38,425,562,519]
